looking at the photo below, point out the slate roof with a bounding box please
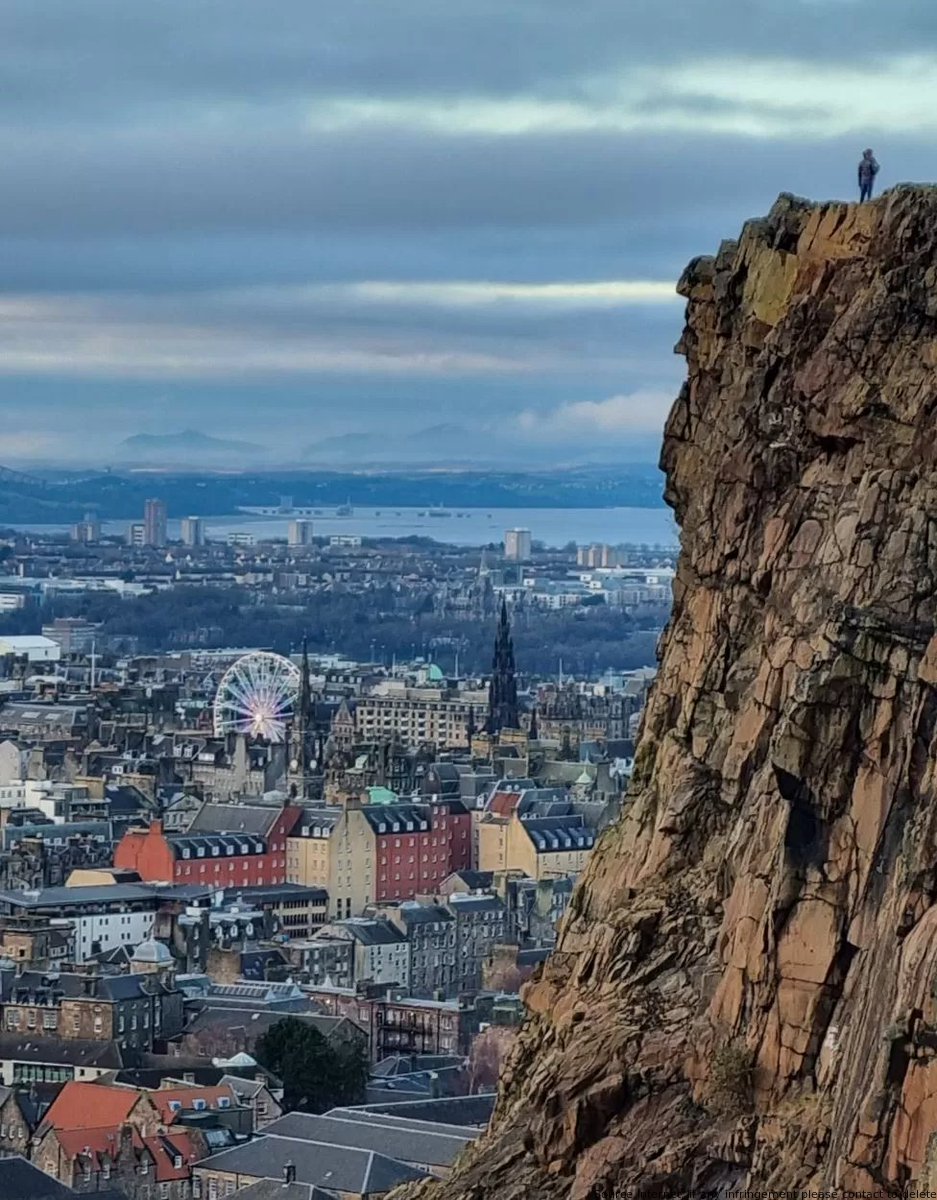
[360,805,429,836]
[349,1094,496,1128]
[3,820,112,849]
[11,1080,64,1131]
[395,904,453,928]
[264,1109,473,1167]
[169,832,266,858]
[370,1055,464,1078]
[0,883,155,909]
[232,884,328,903]
[446,870,493,890]
[339,919,406,947]
[235,1182,337,1200]
[5,970,168,1006]
[183,1007,346,1043]
[195,1131,428,1194]
[188,802,281,836]
[446,894,504,914]
[520,816,595,852]
[0,1035,125,1071]
[0,1155,79,1200]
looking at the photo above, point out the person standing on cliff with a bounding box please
[858,148,880,201]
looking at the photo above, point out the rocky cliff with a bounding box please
[398,187,937,1199]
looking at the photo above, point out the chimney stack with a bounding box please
[283,1161,296,1186]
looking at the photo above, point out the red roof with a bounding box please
[54,1125,144,1168]
[144,1129,201,1180]
[148,1084,236,1124]
[46,1122,200,1180]
[489,791,522,817]
[39,1081,141,1134]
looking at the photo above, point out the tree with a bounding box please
[255,1017,368,1113]
[468,1025,517,1093]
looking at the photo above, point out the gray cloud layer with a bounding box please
[0,0,934,462]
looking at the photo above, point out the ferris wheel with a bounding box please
[213,651,301,743]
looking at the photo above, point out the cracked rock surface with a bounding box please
[394,187,937,1199]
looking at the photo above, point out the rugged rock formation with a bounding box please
[398,187,937,1199]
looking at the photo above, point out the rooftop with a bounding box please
[264,1108,474,1167]
[195,1130,427,1194]
[0,1155,83,1200]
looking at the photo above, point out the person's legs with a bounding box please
[860,181,872,202]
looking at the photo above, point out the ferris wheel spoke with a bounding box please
[213,651,301,744]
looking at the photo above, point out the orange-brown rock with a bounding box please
[395,187,937,1199]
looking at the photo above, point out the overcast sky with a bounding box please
[2,0,935,465]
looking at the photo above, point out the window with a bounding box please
[208,1179,218,1200]
[174,1155,183,1169]
[225,1182,236,1196]
[43,1011,56,1031]
[193,1177,202,1198]
[160,1184,170,1200]
[94,1017,103,1035]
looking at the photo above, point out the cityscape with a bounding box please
[0,500,664,1198]
[1,0,927,1196]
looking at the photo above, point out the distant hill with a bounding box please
[119,430,265,464]
[301,423,663,468]
[303,423,510,465]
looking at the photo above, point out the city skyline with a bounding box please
[3,1,937,463]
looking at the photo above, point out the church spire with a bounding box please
[292,635,313,797]
[487,596,519,735]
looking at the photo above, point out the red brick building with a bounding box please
[115,808,302,887]
[362,800,472,903]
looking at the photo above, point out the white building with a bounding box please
[0,635,61,663]
[0,884,157,964]
[288,519,313,547]
[181,517,205,547]
[504,528,532,561]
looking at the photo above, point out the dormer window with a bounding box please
[196,847,205,858]
[182,848,190,860]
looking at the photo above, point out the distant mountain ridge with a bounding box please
[119,430,264,462]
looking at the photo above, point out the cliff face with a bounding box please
[394,187,937,1200]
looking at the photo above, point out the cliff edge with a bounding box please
[400,186,937,1199]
